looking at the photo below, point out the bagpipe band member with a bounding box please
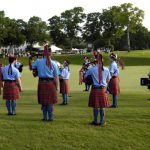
[84,53,111,126]
[31,45,59,121]
[2,56,22,115]
[108,53,121,108]
[60,60,70,105]
[83,57,92,91]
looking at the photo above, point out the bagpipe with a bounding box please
[29,56,38,77]
[79,50,105,86]
[79,61,96,85]
[28,52,43,77]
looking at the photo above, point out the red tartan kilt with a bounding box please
[60,79,69,94]
[108,77,120,95]
[38,80,57,105]
[3,81,20,100]
[89,88,110,108]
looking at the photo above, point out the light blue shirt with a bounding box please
[109,61,119,77]
[2,64,21,80]
[85,65,111,87]
[60,67,70,80]
[32,58,59,78]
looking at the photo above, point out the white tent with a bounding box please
[72,48,80,54]
[33,43,42,48]
[33,43,62,53]
[72,48,79,51]
[50,45,62,52]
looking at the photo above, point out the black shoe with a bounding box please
[60,103,65,105]
[89,121,99,126]
[109,105,117,108]
[8,113,13,116]
[83,89,88,91]
[48,119,53,122]
[42,118,47,121]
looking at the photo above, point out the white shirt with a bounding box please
[109,61,119,77]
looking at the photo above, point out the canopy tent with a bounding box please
[33,43,42,49]
[50,45,62,52]
[33,43,62,53]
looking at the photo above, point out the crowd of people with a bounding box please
[0,44,122,126]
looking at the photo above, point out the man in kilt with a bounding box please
[83,56,91,91]
[2,56,22,115]
[108,53,120,108]
[60,60,70,105]
[31,45,59,121]
[84,53,110,126]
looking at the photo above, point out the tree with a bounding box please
[61,7,86,50]
[118,3,144,51]
[82,12,102,50]
[48,15,66,46]
[101,6,124,50]
[0,11,7,47]
[130,25,150,49]
[26,16,49,46]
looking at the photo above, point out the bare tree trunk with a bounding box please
[70,39,73,51]
[127,24,131,52]
[9,45,14,55]
[108,39,111,46]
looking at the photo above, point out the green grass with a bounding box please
[0,51,150,150]
[1,50,150,66]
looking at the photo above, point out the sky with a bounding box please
[0,0,150,30]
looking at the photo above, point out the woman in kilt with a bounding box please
[31,45,59,121]
[60,60,70,105]
[2,56,22,115]
[84,53,110,126]
[108,53,120,108]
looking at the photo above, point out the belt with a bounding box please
[39,78,54,81]
[59,79,68,81]
[112,76,118,78]
[4,80,16,82]
[92,86,105,89]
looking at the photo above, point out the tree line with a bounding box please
[0,3,150,52]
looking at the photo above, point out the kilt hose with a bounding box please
[89,88,110,108]
[3,81,20,100]
[59,79,69,94]
[108,76,120,95]
[38,80,57,105]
